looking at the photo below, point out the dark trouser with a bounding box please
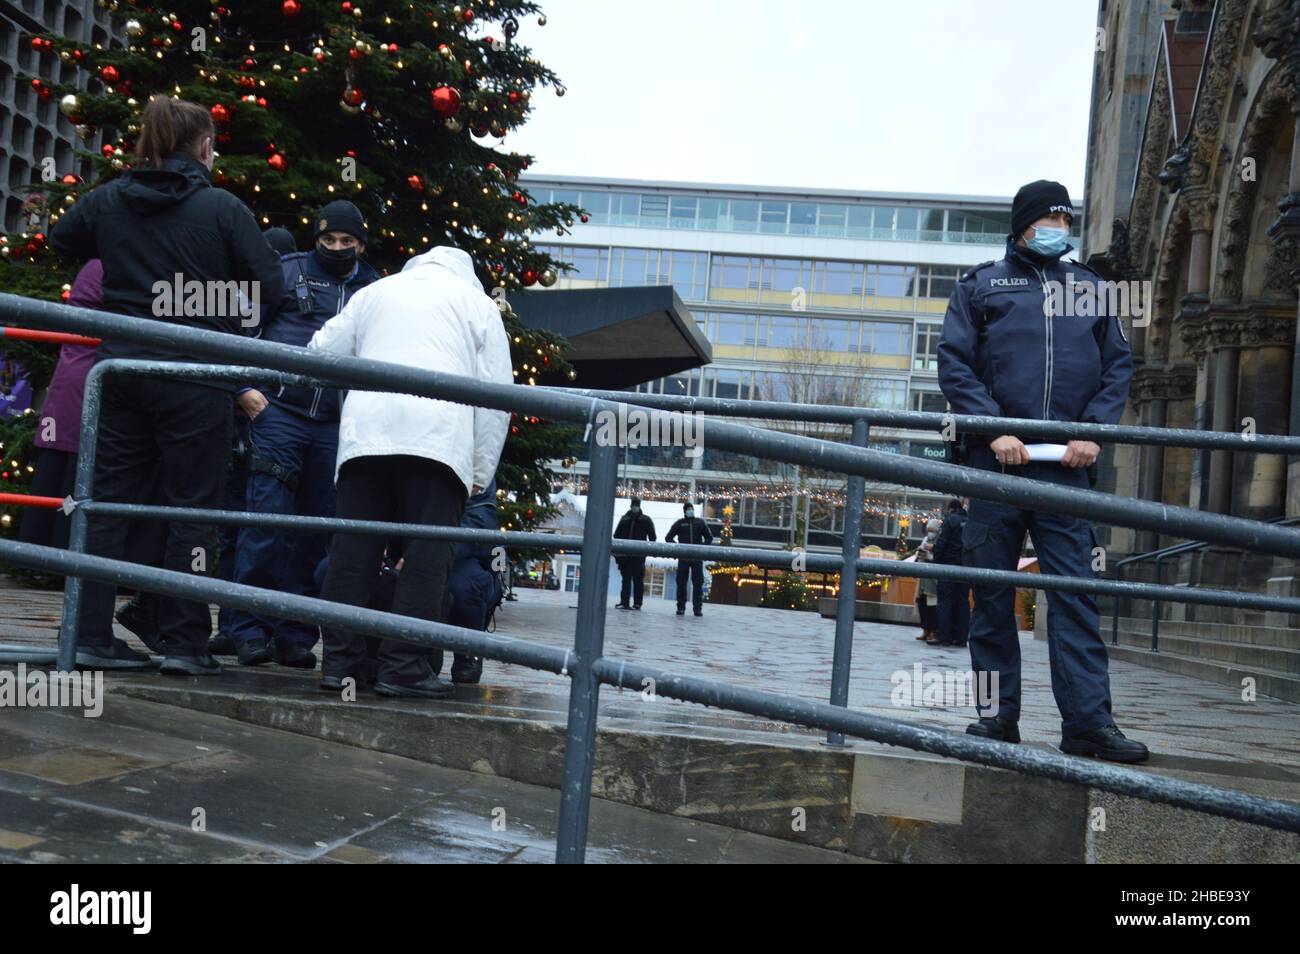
[618,556,647,606]
[936,580,970,644]
[675,560,705,611]
[320,455,466,684]
[962,446,1112,736]
[215,415,248,639]
[19,448,77,550]
[916,593,938,630]
[229,402,337,650]
[73,378,232,654]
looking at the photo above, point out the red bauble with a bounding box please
[101,144,115,157]
[210,103,231,123]
[100,65,119,84]
[32,232,45,246]
[30,38,43,51]
[61,290,71,302]
[29,78,42,90]
[346,149,357,158]
[463,8,475,23]
[580,214,589,223]
[406,174,423,191]
[387,43,398,53]
[72,49,82,61]
[256,97,268,108]
[239,75,256,89]
[61,173,80,185]
[341,1,352,10]
[342,87,363,107]
[508,91,520,104]
[521,269,538,286]
[282,0,302,16]
[267,153,286,172]
[349,48,362,60]
[430,86,461,118]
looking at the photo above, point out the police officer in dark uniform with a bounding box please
[937,179,1146,763]
[227,201,379,668]
[929,497,970,647]
[613,497,657,610]
[666,502,712,616]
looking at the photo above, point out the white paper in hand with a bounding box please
[1023,443,1069,462]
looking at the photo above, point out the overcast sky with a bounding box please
[507,0,1099,200]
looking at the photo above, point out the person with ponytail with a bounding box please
[50,95,284,676]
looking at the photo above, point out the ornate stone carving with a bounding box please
[1130,64,1174,271]
[1181,0,1251,193]
[1214,68,1293,299]
[1131,365,1198,405]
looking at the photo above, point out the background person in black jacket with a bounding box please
[224,201,378,669]
[665,502,712,616]
[613,497,656,610]
[50,95,284,676]
[929,498,971,647]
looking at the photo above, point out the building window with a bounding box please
[914,323,942,371]
[710,313,751,345]
[564,564,581,593]
[862,322,911,355]
[911,390,948,413]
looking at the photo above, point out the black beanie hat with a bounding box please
[313,200,368,242]
[630,496,642,507]
[263,227,297,256]
[1010,180,1075,238]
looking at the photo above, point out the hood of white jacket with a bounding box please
[401,245,483,292]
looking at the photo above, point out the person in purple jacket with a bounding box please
[18,260,103,551]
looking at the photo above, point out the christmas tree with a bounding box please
[1,0,583,542]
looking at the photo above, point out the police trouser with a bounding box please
[676,560,705,611]
[618,556,647,606]
[962,445,1113,736]
[229,402,337,650]
[935,580,970,645]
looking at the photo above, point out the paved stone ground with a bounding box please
[2,577,1296,771]
[0,690,864,863]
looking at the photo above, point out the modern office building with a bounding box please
[0,0,116,232]
[522,174,1055,555]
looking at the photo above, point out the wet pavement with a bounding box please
[2,579,1297,771]
[0,690,864,863]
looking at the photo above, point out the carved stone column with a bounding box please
[1130,365,1198,552]
[1253,0,1300,625]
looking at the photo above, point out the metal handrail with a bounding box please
[3,293,1300,860]
[1109,515,1300,650]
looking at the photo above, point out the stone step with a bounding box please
[1109,617,1300,651]
[106,672,1300,864]
[1108,644,1300,704]
[1110,630,1300,675]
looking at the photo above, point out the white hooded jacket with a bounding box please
[307,246,513,493]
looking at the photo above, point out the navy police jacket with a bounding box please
[937,239,1133,443]
[254,249,379,421]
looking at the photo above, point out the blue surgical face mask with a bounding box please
[684,509,694,518]
[1026,225,1070,257]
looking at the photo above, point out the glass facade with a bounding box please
[536,179,1014,550]
[526,185,1061,245]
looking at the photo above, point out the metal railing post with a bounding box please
[827,418,868,746]
[1111,564,1122,646]
[1151,555,1163,652]
[56,361,109,672]
[555,408,619,863]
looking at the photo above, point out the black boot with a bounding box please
[374,674,456,699]
[114,595,165,655]
[451,654,483,684]
[208,633,237,656]
[272,642,318,670]
[75,637,159,671]
[965,717,1021,743]
[159,652,223,676]
[1060,725,1149,764]
[237,636,273,667]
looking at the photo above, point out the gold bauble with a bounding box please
[538,268,557,287]
[58,93,80,118]
[124,18,144,37]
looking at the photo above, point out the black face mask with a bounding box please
[317,244,358,277]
